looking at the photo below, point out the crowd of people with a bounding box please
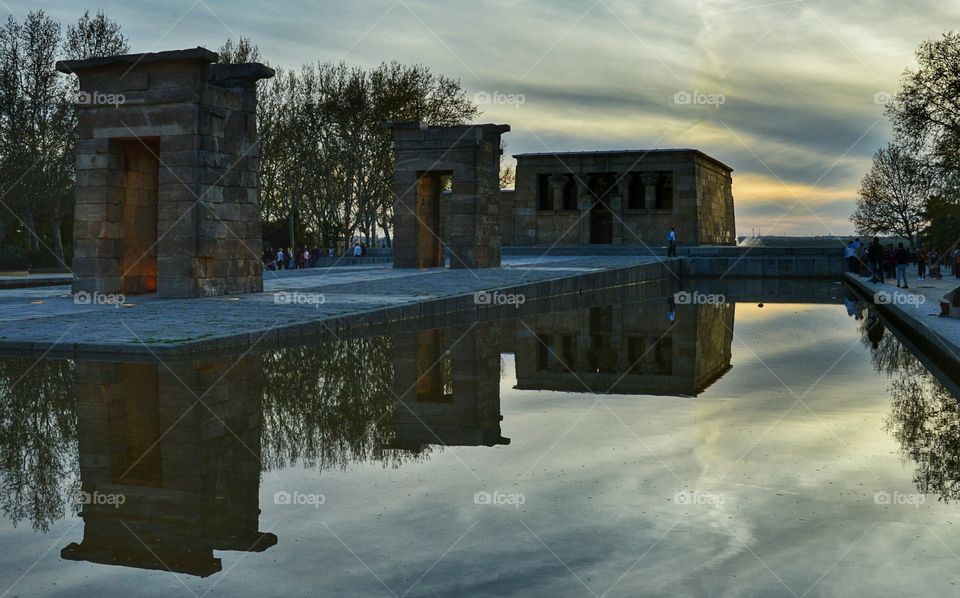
[844,237,960,287]
[261,241,369,271]
[845,236,960,318]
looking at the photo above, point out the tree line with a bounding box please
[0,10,128,269]
[0,14,482,269]
[228,36,478,251]
[853,32,960,254]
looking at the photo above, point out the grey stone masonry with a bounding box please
[57,48,274,298]
[504,149,736,248]
[390,122,509,269]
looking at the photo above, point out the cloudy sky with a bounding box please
[15,0,960,235]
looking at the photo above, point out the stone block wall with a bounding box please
[59,48,273,298]
[508,150,735,247]
[694,155,736,245]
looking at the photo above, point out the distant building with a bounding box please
[500,150,736,247]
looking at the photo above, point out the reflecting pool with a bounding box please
[2,286,959,596]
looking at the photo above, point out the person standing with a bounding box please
[895,242,910,288]
[667,227,677,257]
[858,243,870,276]
[868,237,884,283]
[353,242,363,257]
[844,240,858,273]
[918,250,927,281]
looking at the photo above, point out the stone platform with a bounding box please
[0,256,674,357]
[0,272,73,290]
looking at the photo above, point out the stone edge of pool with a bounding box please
[0,259,680,359]
[843,272,960,367]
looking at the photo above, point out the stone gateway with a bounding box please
[389,122,509,269]
[57,48,274,298]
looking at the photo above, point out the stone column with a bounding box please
[549,174,564,210]
[642,173,659,210]
[610,175,623,246]
[576,178,592,245]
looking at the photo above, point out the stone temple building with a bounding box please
[500,150,736,248]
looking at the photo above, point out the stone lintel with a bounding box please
[56,47,219,74]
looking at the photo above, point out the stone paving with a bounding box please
[0,256,666,356]
[844,271,960,364]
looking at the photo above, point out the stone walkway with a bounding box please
[0,272,72,289]
[844,271,960,364]
[0,256,667,356]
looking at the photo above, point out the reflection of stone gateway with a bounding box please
[61,357,276,577]
[387,326,510,451]
[57,48,274,298]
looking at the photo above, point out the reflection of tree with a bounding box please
[862,316,960,502]
[859,312,926,377]
[1,335,435,531]
[0,358,77,530]
[887,372,960,502]
[260,336,429,471]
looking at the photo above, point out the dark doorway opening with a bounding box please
[588,174,615,244]
[118,139,159,294]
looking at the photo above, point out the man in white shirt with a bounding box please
[667,228,677,257]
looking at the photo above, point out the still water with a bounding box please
[1,287,959,597]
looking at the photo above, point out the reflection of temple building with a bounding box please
[387,326,510,452]
[61,357,276,577]
[515,301,734,396]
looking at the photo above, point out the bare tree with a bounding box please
[852,141,934,250]
[888,31,960,175]
[0,10,126,267]
[64,10,128,60]
[218,36,261,64]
